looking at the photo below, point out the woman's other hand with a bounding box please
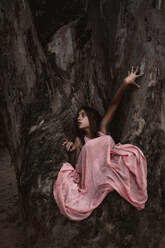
[62,139,76,152]
[123,66,144,88]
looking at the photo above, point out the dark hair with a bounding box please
[75,106,102,144]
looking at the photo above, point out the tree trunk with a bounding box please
[1,0,165,247]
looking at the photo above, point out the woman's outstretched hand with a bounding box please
[123,66,144,88]
[63,139,76,152]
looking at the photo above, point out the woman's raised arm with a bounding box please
[100,66,144,134]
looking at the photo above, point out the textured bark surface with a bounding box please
[1,0,165,247]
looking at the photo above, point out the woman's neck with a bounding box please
[84,128,94,139]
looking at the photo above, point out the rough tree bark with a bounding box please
[0,0,165,247]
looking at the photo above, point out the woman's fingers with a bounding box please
[130,66,144,76]
[62,140,68,145]
[70,145,76,152]
[64,141,74,151]
[62,138,75,152]
[69,143,75,151]
[124,66,144,87]
[133,82,140,88]
[135,73,144,78]
[62,137,67,143]
[66,143,70,151]
[130,66,138,75]
[129,66,144,79]
[66,142,71,151]
[135,66,139,74]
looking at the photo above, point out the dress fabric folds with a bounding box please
[53,133,147,221]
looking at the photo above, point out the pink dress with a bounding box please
[53,132,147,221]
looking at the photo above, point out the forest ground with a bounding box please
[0,148,25,248]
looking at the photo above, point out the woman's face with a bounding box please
[77,109,90,130]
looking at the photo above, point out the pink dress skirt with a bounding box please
[53,132,147,221]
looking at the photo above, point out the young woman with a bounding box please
[53,66,148,221]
